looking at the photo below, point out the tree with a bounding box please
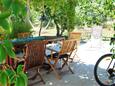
[75,0,114,27]
[27,0,115,36]
[29,0,76,36]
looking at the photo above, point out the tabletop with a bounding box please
[46,43,61,56]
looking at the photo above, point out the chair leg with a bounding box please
[47,59,61,80]
[69,49,78,62]
[46,68,53,74]
[62,58,74,74]
[37,68,45,84]
[61,58,68,69]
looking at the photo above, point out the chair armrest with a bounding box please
[15,57,25,62]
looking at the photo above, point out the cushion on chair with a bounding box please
[46,53,68,59]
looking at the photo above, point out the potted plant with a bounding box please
[10,19,32,39]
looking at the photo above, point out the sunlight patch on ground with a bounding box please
[76,41,111,65]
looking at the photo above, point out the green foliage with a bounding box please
[0,11,11,19]
[1,0,12,9]
[3,40,15,58]
[15,65,28,86]
[66,0,76,32]
[0,0,27,35]
[0,40,15,64]
[75,0,114,26]
[0,44,7,64]
[10,20,32,38]
[0,65,28,86]
[30,0,77,36]
[0,19,12,34]
[11,0,27,17]
[30,0,114,35]
[0,1,28,86]
[6,68,15,84]
[13,21,31,33]
[1,0,27,17]
[0,70,8,86]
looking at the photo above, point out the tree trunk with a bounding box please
[54,19,60,37]
[60,27,66,36]
[39,21,43,36]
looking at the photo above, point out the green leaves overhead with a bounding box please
[1,0,27,16]
[0,0,27,37]
[1,0,12,9]
[11,1,20,16]
[11,0,27,16]
[30,0,77,35]
[75,0,114,26]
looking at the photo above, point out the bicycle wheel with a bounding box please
[94,54,115,86]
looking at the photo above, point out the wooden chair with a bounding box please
[23,40,47,84]
[69,32,81,41]
[68,32,81,62]
[89,26,102,48]
[46,39,77,79]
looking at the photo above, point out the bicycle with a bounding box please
[94,37,115,86]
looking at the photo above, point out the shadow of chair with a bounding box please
[68,32,81,62]
[46,39,77,80]
[22,40,47,84]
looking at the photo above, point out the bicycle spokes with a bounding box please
[94,54,115,86]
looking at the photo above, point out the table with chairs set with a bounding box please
[6,32,81,84]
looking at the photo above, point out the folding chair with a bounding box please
[46,39,77,79]
[68,32,81,62]
[23,40,47,84]
[89,26,102,48]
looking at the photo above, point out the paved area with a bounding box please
[28,41,111,86]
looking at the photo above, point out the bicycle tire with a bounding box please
[94,54,115,86]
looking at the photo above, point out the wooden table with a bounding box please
[5,36,65,66]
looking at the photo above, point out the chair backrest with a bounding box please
[24,40,47,70]
[91,26,102,39]
[69,32,81,41]
[59,39,77,55]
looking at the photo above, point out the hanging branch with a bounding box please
[27,0,35,29]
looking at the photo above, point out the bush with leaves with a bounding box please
[10,20,32,39]
[0,0,28,86]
